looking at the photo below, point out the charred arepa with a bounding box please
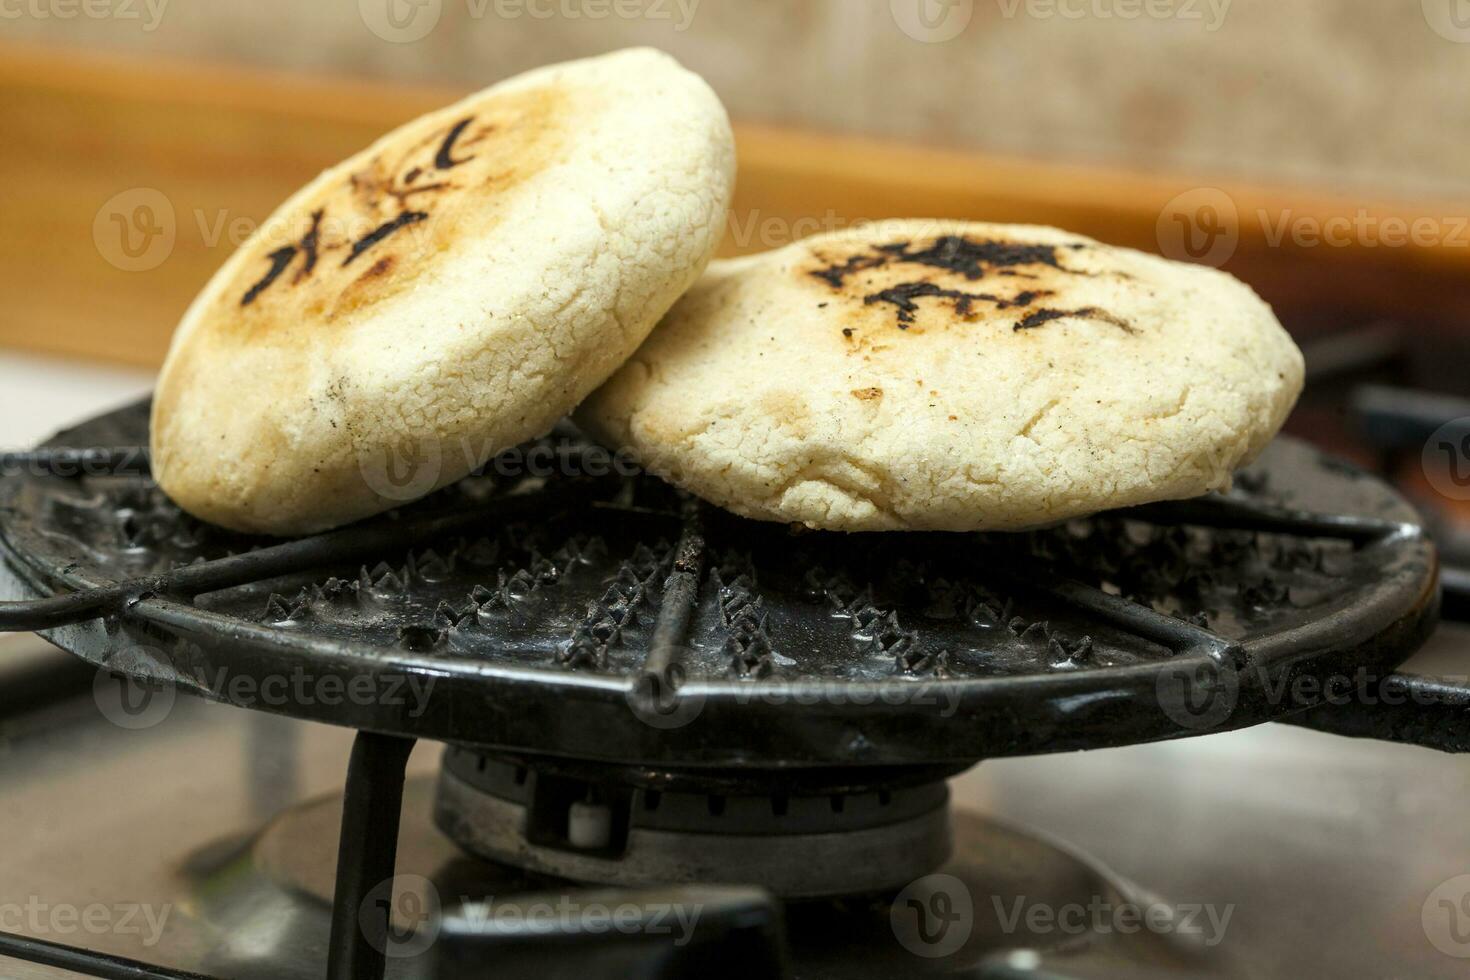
[151,49,734,535]
[578,220,1304,531]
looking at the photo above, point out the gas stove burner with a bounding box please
[0,400,1440,767]
[434,749,955,897]
[0,399,1450,980]
[180,771,1239,979]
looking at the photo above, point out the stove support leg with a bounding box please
[325,731,417,980]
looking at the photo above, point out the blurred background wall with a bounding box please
[2,0,1466,200]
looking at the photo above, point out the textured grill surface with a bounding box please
[0,401,1438,766]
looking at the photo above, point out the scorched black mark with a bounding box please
[241,246,297,307]
[343,211,429,266]
[434,117,475,171]
[866,282,997,325]
[864,282,1052,327]
[809,253,885,288]
[811,235,1087,289]
[875,236,1077,280]
[292,209,323,284]
[240,209,328,305]
[1014,307,1134,333]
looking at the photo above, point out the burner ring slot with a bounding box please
[434,751,953,898]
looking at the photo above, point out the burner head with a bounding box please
[227,770,1240,977]
[0,401,1438,767]
[433,750,954,898]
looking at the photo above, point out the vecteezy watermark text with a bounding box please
[1157,187,1470,267]
[991,894,1234,947]
[93,648,437,732]
[894,0,1230,42]
[189,664,436,717]
[0,899,171,948]
[359,0,699,44]
[360,876,706,958]
[454,895,704,945]
[1157,655,1455,733]
[994,0,1231,31]
[98,197,877,274]
[0,0,168,31]
[358,435,646,502]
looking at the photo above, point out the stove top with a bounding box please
[5,628,1470,978]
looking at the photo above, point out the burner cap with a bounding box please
[434,749,952,898]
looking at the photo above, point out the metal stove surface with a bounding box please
[4,631,1469,980]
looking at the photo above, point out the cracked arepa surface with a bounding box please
[577,220,1304,532]
[151,49,734,535]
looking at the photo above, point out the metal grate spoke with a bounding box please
[0,488,584,632]
[1122,494,1407,546]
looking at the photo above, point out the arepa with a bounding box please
[151,48,734,535]
[578,220,1304,531]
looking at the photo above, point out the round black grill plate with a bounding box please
[0,401,1438,767]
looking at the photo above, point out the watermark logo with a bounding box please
[362,875,442,958]
[1424,875,1470,958]
[93,188,175,272]
[359,0,442,42]
[891,0,974,42]
[625,667,707,730]
[93,666,176,731]
[1423,0,1470,43]
[1157,187,1239,268]
[1423,418,1470,502]
[359,437,445,503]
[1156,655,1238,732]
[891,874,974,958]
